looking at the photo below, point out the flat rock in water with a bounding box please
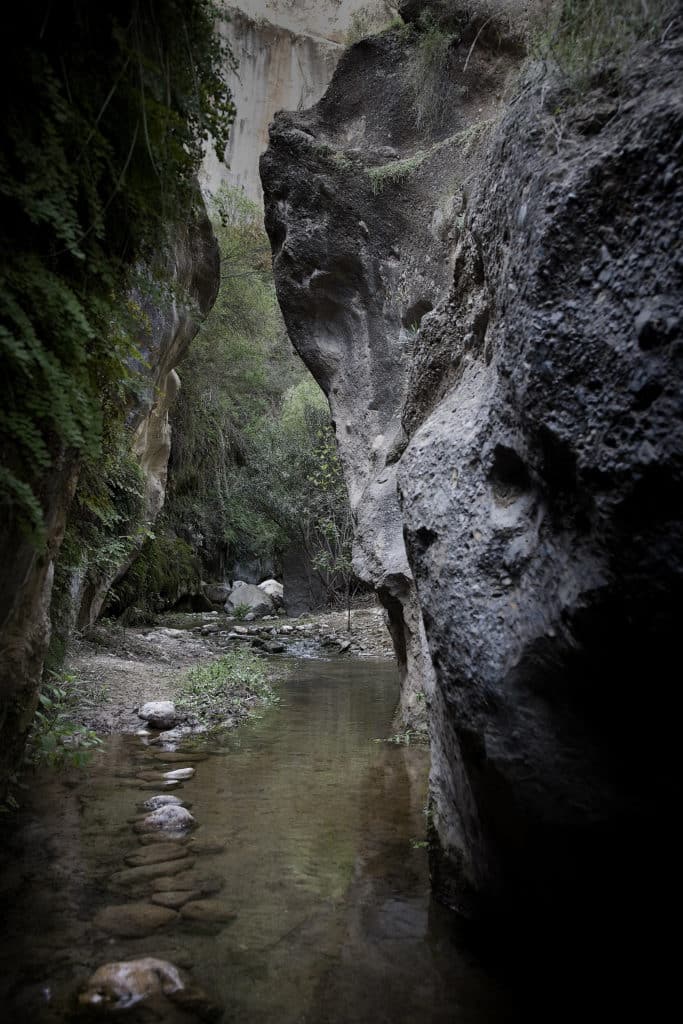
[135,805,196,834]
[186,838,226,856]
[125,844,188,867]
[93,903,178,938]
[138,701,177,730]
[111,857,195,887]
[180,900,237,924]
[154,873,224,896]
[152,890,201,910]
[151,751,207,763]
[142,794,184,811]
[164,767,195,780]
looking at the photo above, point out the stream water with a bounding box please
[0,656,514,1022]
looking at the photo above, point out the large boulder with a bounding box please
[138,701,177,730]
[258,578,284,607]
[204,582,232,605]
[225,581,274,617]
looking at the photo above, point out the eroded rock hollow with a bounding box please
[261,0,683,940]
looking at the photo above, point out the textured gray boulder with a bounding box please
[225,580,274,617]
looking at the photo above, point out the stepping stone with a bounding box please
[93,903,178,938]
[135,806,196,834]
[154,873,224,896]
[150,751,207,763]
[142,794,184,811]
[138,832,190,846]
[110,858,195,888]
[152,890,201,910]
[180,900,237,924]
[125,844,188,867]
[164,768,195,780]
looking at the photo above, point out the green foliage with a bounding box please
[535,0,670,85]
[25,674,103,771]
[177,650,278,726]
[368,152,429,194]
[0,1,234,543]
[233,602,252,621]
[166,185,299,568]
[107,534,201,618]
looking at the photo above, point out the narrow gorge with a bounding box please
[1,0,682,1021]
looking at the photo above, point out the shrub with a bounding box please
[177,650,278,725]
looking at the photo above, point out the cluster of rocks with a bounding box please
[203,578,284,619]
[79,702,233,1017]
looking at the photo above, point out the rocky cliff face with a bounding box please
[262,0,683,943]
[202,0,395,202]
[73,210,221,628]
[0,208,219,794]
[261,5,523,725]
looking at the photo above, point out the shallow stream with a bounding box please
[0,657,513,1022]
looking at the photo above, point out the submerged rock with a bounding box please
[93,903,178,938]
[138,701,177,730]
[110,857,195,888]
[152,890,200,909]
[78,956,220,1019]
[180,899,237,924]
[125,843,189,867]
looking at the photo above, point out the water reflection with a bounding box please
[0,657,513,1022]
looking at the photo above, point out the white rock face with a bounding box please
[138,701,177,730]
[202,1,395,202]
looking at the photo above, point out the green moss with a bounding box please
[107,535,201,618]
[368,152,429,194]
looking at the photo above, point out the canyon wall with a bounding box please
[262,0,683,940]
[0,209,219,795]
[202,1,396,202]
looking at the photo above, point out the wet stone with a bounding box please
[164,767,195,780]
[152,890,201,910]
[138,701,177,730]
[142,794,184,811]
[125,843,188,867]
[135,805,196,833]
[180,900,237,924]
[110,857,195,887]
[154,873,224,896]
[93,902,178,938]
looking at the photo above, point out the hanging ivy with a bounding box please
[0,0,235,543]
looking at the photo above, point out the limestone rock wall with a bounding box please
[73,208,221,629]
[202,1,396,202]
[262,0,683,942]
[261,11,521,729]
